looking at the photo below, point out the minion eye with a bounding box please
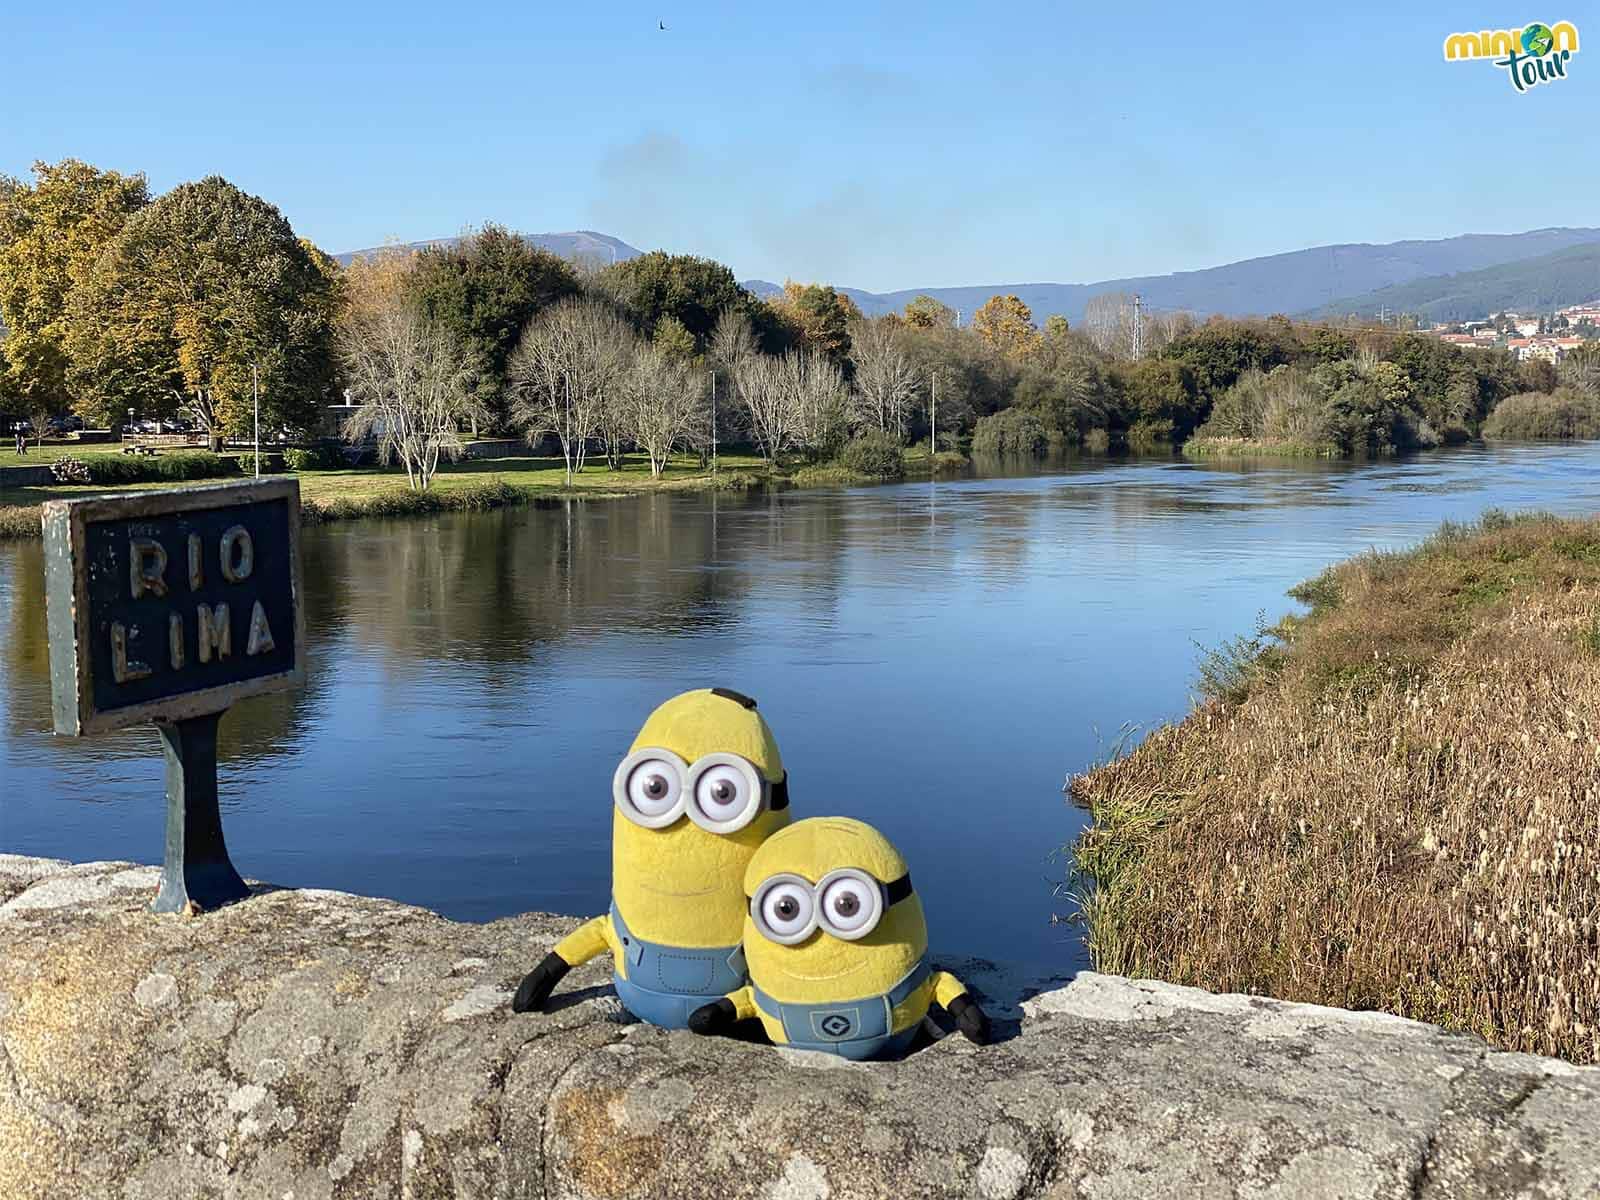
[752,875,817,944]
[817,869,883,940]
[613,749,688,828]
[630,763,679,814]
[698,766,744,813]
[686,753,764,835]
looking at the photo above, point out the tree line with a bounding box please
[5,159,1593,489]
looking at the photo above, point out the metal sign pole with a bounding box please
[152,710,248,912]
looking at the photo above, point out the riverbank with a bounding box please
[0,445,971,540]
[1070,510,1600,1064]
[3,855,1596,1198]
[1181,435,1343,459]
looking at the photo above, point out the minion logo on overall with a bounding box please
[689,817,991,1060]
[512,688,792,1028]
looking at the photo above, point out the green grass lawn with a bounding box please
[0,450,779,511]
[0,441,131,467]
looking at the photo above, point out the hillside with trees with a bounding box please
[1307,242,1600,324]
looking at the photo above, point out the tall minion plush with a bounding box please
[513,688,792,1028]
[688,817,990,1059]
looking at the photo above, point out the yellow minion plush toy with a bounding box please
[688,817,990,1059]
[513,688,792,1028]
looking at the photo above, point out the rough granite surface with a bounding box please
[0,854,1596,1199]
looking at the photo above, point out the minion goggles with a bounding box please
[748,868,915,944]
[614,748,790,835]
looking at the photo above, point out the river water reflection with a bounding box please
[4,443,1599,968]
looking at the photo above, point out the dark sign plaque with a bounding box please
[41,478,305,913]
[43,478,304,735]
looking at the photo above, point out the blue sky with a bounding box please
[7,2,1594,292]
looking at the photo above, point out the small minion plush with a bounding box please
[513,688,793,1028]
[688,817,989,1059]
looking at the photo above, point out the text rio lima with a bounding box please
[111,525,278,684]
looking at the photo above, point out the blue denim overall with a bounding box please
[610,902,747,1029]
[751,958,931,1060]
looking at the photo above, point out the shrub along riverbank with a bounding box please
[0,445,965,540]
[1070,511,1600,1062]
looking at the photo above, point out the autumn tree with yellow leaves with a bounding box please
[65,176,339,441]
[0,159,149,417]
[971,294,1041,360]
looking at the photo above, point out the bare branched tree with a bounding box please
[1084,293,1189,360]
[709,306,758,374]
[622,345,705,476]
[733,353,794,463]
[1149,310,1192,354]
[508,298,635,480]
[786,349,850,458]
[337,295,483,491]
[707,307,758,453]
[1083,292,1136,359]
[848,319,919,439]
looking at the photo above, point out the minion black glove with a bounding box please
[512,951,571,1014]
[947,993,991,1045]
[688,997,738,1036]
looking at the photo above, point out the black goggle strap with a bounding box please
[884,872,914,907]
[767,772,789,811]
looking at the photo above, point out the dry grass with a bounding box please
[1071,510,1600,1062]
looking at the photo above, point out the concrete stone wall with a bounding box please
[1,854,1596,1199]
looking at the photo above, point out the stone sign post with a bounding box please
[42,479,305,913]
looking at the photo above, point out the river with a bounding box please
[4,442,1599,969]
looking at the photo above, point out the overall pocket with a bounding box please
[653,950,718,994]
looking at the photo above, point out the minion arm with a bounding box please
[513,914,618,1014]
[688,986,757,1035]
[552,914,618,966]
[931,971,969,1010]
[726,985,759,1022]
[931,971,990,1045]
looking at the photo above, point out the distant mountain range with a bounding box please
[745,228,1600,324]
[334,230,640,268]
[336,226,1600,326]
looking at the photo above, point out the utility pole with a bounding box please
[930,371,938,457]
[1132,295,1144,360]
[252,362,260,478]
[709,370,718,475]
